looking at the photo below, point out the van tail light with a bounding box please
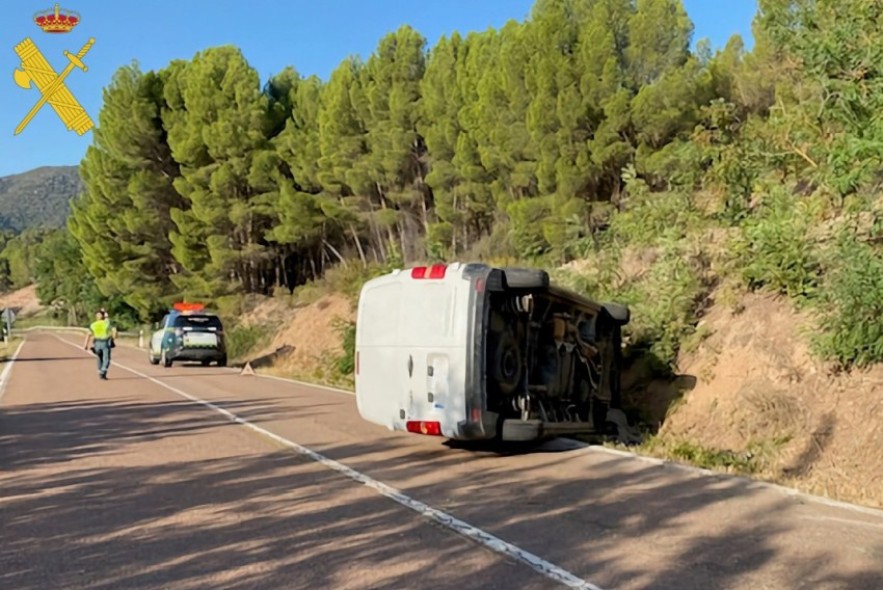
[411,264,447,279]
[406,420,442,436]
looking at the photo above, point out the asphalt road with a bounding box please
[2,332,882,590]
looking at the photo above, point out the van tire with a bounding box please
[501,419,542,442]
[490,331,522,395]
[602,302,630,325]
[502,268,549,290]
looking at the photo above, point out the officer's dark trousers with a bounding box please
[94,339,111,376]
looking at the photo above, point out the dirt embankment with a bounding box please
[240,294,355,385]
[0,285,43,317]
[646,292,883,508]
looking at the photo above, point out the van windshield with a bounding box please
[173,314,223,329]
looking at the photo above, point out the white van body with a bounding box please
[355,262,633,442]
[355,263,475,439]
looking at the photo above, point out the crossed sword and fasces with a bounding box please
[13,37,95,136]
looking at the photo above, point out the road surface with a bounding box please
[1,332,882,590]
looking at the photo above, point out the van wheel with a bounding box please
[148,349,159,365]
[217,356,227,367]
[161,350,172,368]
[502,268,549,290]
[490,331,522,395]
[601,302,630,325]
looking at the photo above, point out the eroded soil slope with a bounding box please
[650,292,883,508]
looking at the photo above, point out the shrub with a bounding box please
[811,233,883,368]
[728,186,823,302]
[622,240,707,367]
[609,185,704,248]
[225,324,265,360]
[334,317,356,376]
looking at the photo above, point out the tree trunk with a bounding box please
[349,224,367,267]
[323,239,347,265]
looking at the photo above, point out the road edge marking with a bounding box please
[0,339,26,403]
[50,331,883,519]
[51,334,603,590]
[590,445,883,519]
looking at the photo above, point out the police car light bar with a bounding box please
[172,302,205,312]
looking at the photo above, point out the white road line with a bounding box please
[0,340,26,403]
[52,335,603,590]
[50,331,883,519]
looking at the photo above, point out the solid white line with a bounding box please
[0,340,26,403]
[51,335,603,590]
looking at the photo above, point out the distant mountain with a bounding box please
[0,165,81,232]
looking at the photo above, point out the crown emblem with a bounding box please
[34,4,80,33]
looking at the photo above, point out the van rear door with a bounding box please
[355,265,468,437]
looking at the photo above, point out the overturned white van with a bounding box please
[354,262,635,442]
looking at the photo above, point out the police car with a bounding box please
[147,303,228,367]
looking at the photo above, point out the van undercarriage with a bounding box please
[482,273,636,443]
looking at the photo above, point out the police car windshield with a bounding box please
[173,314,222,329]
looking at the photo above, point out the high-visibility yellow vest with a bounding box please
[90,319,111,339]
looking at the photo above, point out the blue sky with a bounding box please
[0,1,757,177]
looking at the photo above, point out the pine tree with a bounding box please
[162,46,282,298]
[70,64,184,318]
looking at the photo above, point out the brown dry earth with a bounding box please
[656,293,883,507]
[2,333,883,590]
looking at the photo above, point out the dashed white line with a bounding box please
[52,334,604,590]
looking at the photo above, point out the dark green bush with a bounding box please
[812,233,883,368]
[334,318,356,376]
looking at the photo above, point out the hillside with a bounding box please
[0,166,80,232]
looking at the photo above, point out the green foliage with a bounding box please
[225,324,265,360]
[811,230,883,368]
[623,241,707,366]
[333,317,357,376]
[610,173,704,247]
[667,439,759,474]
[0,229,44,289]
[728,186,823,301]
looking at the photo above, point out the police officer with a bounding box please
[84,310,112,380]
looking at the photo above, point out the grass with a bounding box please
[0,337,23,361]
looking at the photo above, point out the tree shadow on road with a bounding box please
[2,393,881,590]
[0,396,292,471]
